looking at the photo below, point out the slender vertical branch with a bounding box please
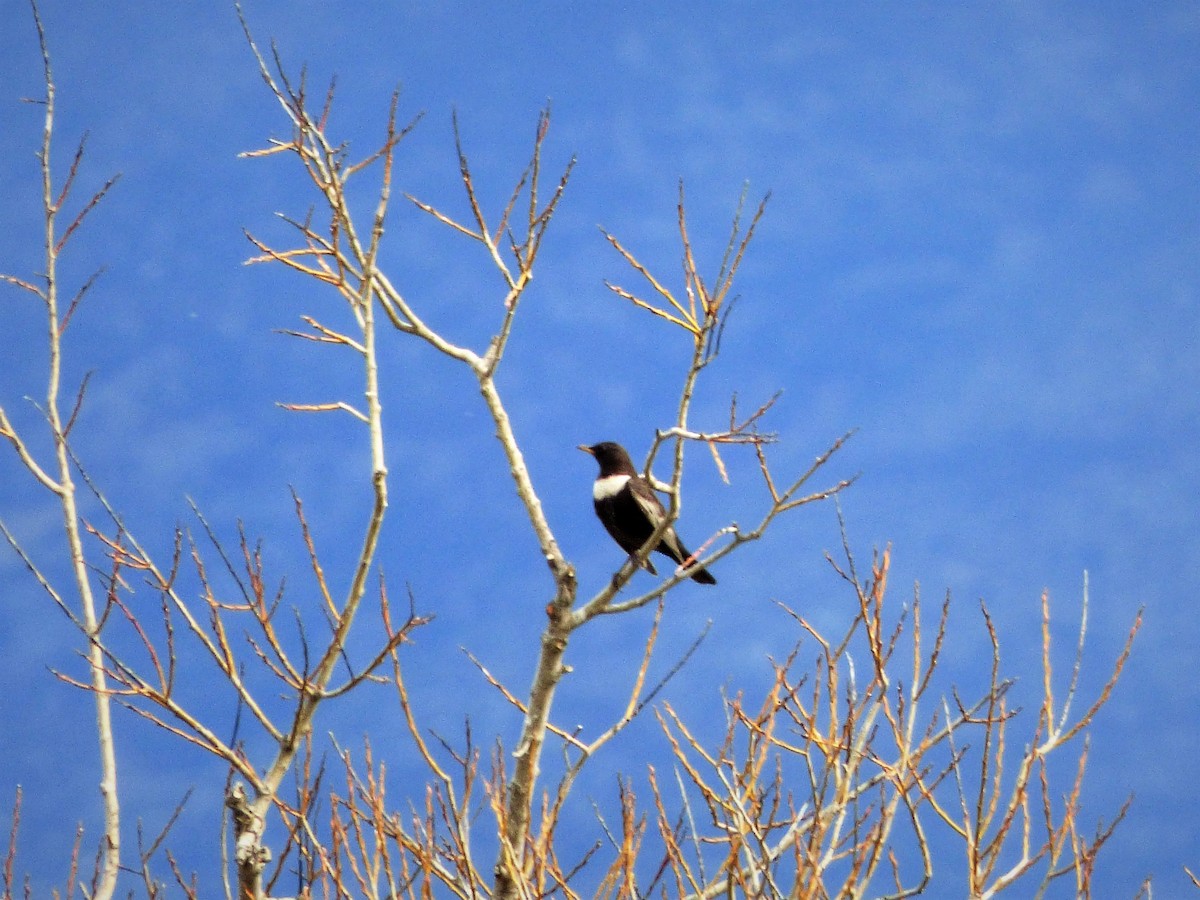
[227,34,400,899]
[1,6,125,896]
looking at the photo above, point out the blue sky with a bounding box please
[1,2,1197,895]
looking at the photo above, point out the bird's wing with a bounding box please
[627,477,668,530]
[628,477,687,562]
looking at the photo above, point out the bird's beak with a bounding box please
[577,444,594,455]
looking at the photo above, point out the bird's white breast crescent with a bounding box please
[593,474,631,501]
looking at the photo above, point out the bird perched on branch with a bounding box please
[579,441,717,585]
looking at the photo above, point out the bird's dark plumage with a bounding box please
[579,441,717,585]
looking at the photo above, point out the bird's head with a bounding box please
[578,441,637,476]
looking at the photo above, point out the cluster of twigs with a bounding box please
[638,556,1141,899]
[0,5,1152,900]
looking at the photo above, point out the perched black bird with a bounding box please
[579,441,717,585]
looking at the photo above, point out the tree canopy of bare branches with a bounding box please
[0,6,1149,900]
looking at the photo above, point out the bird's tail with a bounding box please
[668,540,717,585]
